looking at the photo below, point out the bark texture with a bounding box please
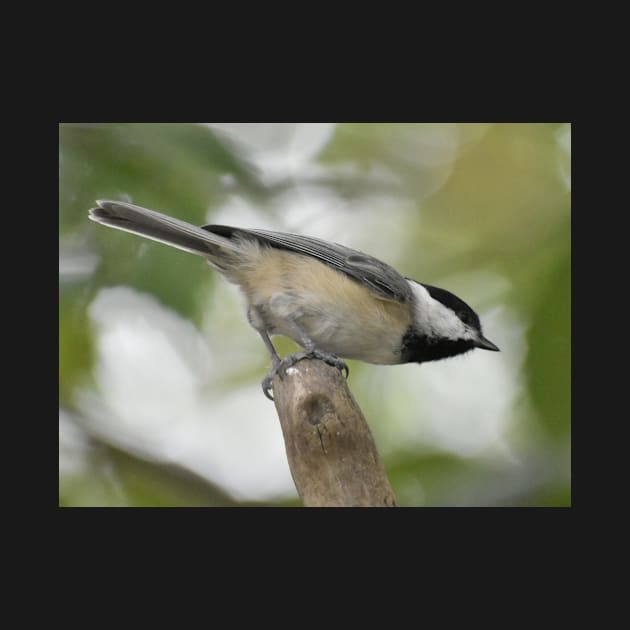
[272,358,396,507]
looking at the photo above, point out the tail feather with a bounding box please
[88,200,237,258]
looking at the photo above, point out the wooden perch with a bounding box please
[271,358,396,507]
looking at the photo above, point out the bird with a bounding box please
[88,200,499,399]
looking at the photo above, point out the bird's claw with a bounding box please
[260,350,349,400]
[262,375,275,401]
[307,349,349,379]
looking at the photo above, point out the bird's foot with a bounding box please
[300,349,349,379]
[261,350,349,400]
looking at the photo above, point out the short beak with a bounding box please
[475,335,500,352]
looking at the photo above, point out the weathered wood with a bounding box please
[271,358,396,507]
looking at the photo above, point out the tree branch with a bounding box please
[271,358,396,507]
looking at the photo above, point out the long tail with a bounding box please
[88,200,239,259]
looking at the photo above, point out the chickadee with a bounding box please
[88,200,499,399]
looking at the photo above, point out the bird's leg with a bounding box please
[249,306,284,399]
[258,328,282,368]
[258,329,283,400]
[283,319,349,378]
[253,307,348,400]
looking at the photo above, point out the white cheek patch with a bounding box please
[410,282,469,340]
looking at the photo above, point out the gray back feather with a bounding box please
[203,225,413,303]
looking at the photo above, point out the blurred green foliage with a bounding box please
[526,225,571,439]
[59,286,95,407]
[59,123,570,507]
[59,441,245,508]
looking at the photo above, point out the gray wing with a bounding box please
[202,224,413,303]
